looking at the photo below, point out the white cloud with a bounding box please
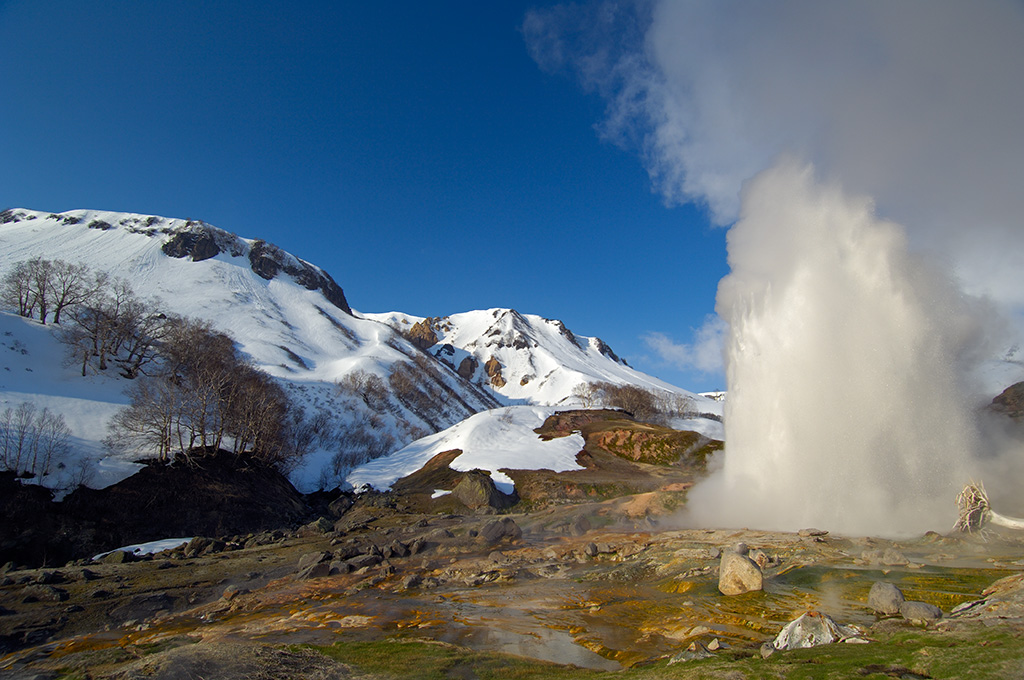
[525,0,1024,307]
[643,315,727,375]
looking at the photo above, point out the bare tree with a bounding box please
[46,260,94,324]
[572,381,599,408]
[1,261,37,317]
[106,316,304,470]
[0,402,71,477]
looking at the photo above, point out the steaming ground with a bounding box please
[684,162,999,537]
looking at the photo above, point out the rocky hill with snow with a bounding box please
[0,208,720,492]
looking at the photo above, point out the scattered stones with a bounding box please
[748,548,770,569]
[718,549,763,595]
[20,585,68,603]
[772,611,861,650]
[868,582,906,616]
[296,517,334,537]
[862,548,909,566]
[900,600,943,621]
[668,641,714,664]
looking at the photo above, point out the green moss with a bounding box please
[305,628,1024,679]
[307,639,606,679]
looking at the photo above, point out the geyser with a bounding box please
[686,161,991,537]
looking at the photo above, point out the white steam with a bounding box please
[525,1,1024,535]
[687,161,994,535]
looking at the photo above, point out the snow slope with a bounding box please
[366,309,721,408]
[0,207,719,493]
[346,405,585,494]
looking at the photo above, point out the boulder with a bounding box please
[296,551,329,573]
[479,518,522,545]
[900,601,943,621]
[452,471,516,511]
[773,611,860,650]
[718,550,763,596]
[868,581,905,616]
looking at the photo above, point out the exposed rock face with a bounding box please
[248,240,352,315]
[990,382,1024,420]
[592,337,625,365]
[161,230,221,261]
[588,428,705,466]
[457,355,478,380]
[484,356,506,388]
[718,548,763,595]
[161,225,353,315]
[535,409,634,438]
[407,318,439,350]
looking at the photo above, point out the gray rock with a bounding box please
[880,548,909,566]
[296,562,331,580]
[296,551,329,573]
[900,600,943,621]
[479,517,522,544]
[718,550,763,595]
[798,528,828,537]
[20,584,68,603]
[99,550,134,565]
[868,581,905,615]
[773,611,860,650]
[732,542,749,556]
[668,641,714,664]
[328,560,351,575]
[347,553,383,570]
[749,549,770,569]
[584,542,599,557]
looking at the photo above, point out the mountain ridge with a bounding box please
[0,207,721,493]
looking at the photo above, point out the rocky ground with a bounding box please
[3,409,1024,678]
[2,493,1024,679]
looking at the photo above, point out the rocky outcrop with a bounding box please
[248,240,352,314]
[457,355,478,380]
[990,382,1024,420]
[484,356,506,388]
[161,225,353,315]
[407,318,439,350]
[161,230,221,261]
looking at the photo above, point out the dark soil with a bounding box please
[0,452,312,569]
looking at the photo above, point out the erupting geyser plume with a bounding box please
[685,161,990,535]
[527,0,1024,535]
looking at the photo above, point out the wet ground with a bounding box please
[2,502,1024,678]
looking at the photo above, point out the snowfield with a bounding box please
[345,405,585,494]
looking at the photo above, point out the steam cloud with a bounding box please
[526,1,1024,534]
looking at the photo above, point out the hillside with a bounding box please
[0,208,719,492]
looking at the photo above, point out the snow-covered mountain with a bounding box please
[365,309,688,405]
[0,207,720,492]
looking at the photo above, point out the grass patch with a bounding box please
[307,638,607,679]
[306,628,1024,680]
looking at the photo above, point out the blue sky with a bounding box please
[0,1,728,392]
